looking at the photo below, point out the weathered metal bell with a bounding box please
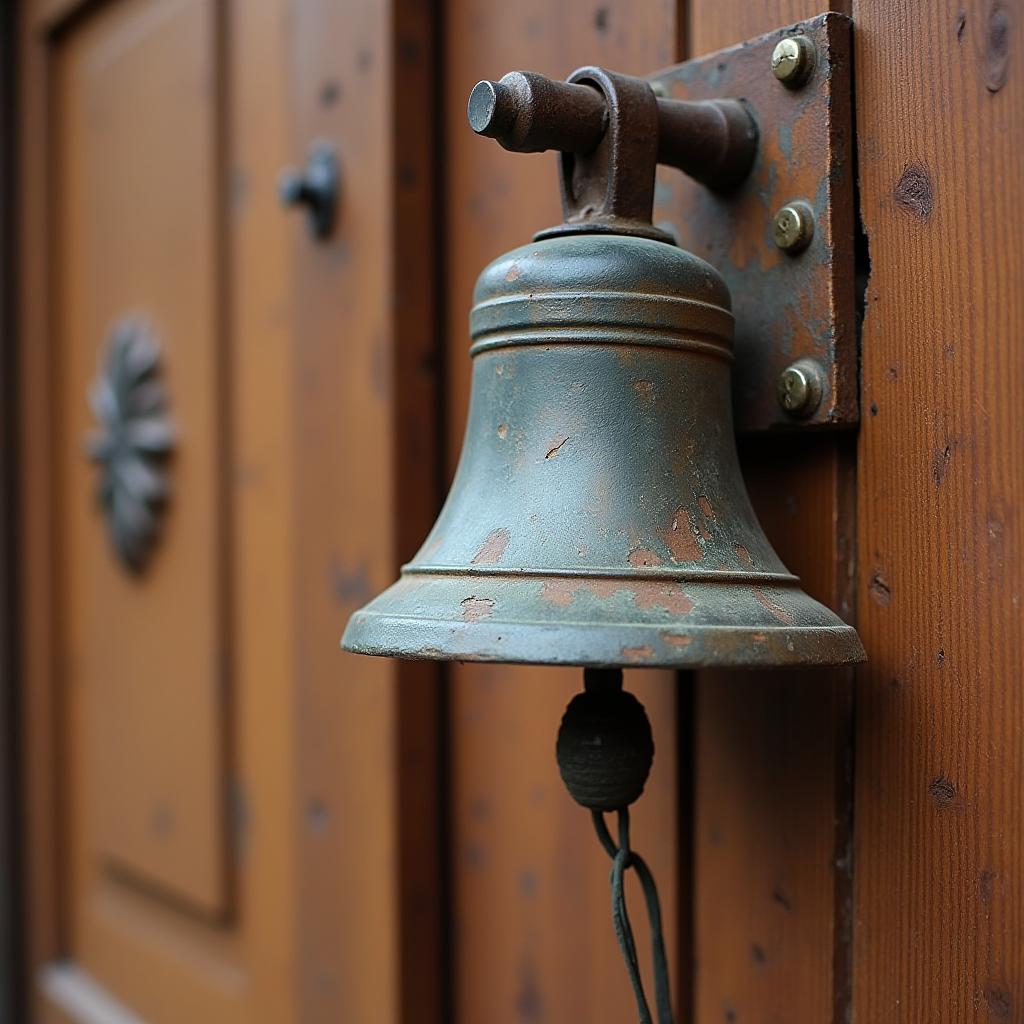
[343,231,865,668]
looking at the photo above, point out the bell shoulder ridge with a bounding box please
[472,233,732,313]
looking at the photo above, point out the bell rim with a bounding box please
[342,609,867,669]
[401,563,800,584]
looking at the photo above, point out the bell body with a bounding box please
[343,234,865,668]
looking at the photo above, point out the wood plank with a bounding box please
[442,2,683,1021]
[692,438,855,1023]
[227,0,301,1020]
[0,0,18,1015]
[21,0,442,1019]
[57,0,229,917]
[684,4,855,1022]
[284,0,442,1020]
[852,0,1024,1018]
[19,0,66,1007]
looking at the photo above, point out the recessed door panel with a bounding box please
[57,0,227,917]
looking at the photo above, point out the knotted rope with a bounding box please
[556,668,675,1024]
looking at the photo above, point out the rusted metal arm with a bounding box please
[468,73,609,155]
[468,69,757,193]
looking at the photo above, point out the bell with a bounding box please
[343,67,864,670]
[344,229,863,668]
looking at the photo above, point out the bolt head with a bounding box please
[777,359,824,417]
[771,35,815,87]
[772,201,815,253]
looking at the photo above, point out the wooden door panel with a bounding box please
[57,0,227,919]
[22,0,443,1018]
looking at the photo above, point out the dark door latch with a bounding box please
[279,141,338,239]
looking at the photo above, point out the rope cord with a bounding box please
[592,808,675,1024]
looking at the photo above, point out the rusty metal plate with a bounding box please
[650,12,856,431]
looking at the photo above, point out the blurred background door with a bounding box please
[16,0,1024,1022]
[18,0,441,1020]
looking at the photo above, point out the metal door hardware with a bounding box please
[279,141,339,239]
[85,316,175,573]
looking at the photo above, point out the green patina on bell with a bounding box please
[343,232,864,669]
[344,64,864,671]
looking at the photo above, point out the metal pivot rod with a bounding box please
[468,68,757,240]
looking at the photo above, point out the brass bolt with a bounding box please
[777,359,825,418]
[771,35,816,87]
[772,201,815,254]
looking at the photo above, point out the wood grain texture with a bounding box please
[228,1,302,1020]
[692,438,855,1024]
[0,0,18,1015]
[442,1,683,1021]
[58,0,229,917]
[286,0,441,1020]
[685,4,855,1023]
[19,0,63,1003]
[0,0,18,1014]
[852,0,1024,1018]
[20,0,442,1020]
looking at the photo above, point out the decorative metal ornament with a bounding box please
[86,316,175,573]
[343,41,864,1024]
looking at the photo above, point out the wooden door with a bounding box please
[18,0,440,1021]
[18,0,1024,1021]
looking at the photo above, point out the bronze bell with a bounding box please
[343,67,865,669]
[344,230,863,668]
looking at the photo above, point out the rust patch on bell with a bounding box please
[629,547,662,568]
[472,528,510,565]
[632,379,655,403]
[751,632,768,642]
[505,264,522,282]
[539,578,693,616]
[752,587,794,625]
[545,434,569,459]
[621,644,655,663]
[496,423,509,439]
[540,580,576,607]
[735,544,755,567]
[539,578,624,608]
[661,632,692,647]
[697,495,715,520]
[461,596,495,621]
[661,506,702,563]
[633,581,694,616]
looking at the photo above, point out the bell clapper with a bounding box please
[556,669,675,1024]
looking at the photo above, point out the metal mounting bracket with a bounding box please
[651,12,856,431]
